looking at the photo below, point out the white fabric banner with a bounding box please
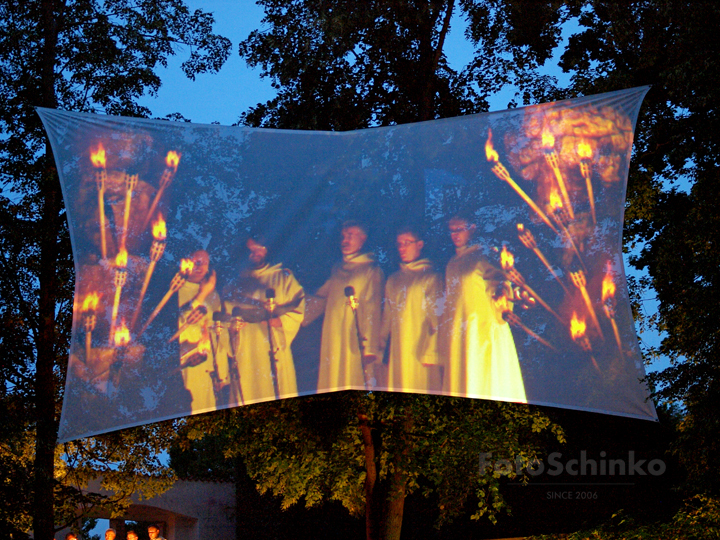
[39,87,655,442]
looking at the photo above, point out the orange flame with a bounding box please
[166,151,181,170]
[152,214,167,241]
[180,258,195,275]
[602,262,616,303]
[115,248,128,268]
[517,223,525,233]
[485,129,499,163]
[549,188,563,211]
[577,140,593,160]
[90,144,106,168]
[114,319,130,347]
[570,312,586,340]
[542,131,555,149]
[500,245,515,270]
[82,292,100,312]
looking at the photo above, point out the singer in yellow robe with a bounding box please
[225,239,304,404]
[304,223,384,392]
[178,250,230,414]
[441,218,526,402]
[379,230,443,393]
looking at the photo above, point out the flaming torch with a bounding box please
[485,130,559,235]
[548,189,586,271]
[130,214,167,330]
[542,131,574,219]
[109,318,131,393]
[109,248,128,344]
[137,258,194,338]
[570,311,600,372]
[143,151,181,230]
[90,144,108,259]
[120,173,139,252]
[499,245,562,322]
[601,262,622,355]
[516,223,568,293]
[496,295,557,351]
[569,270,603,338]
[577,140,597,225]
[82,292,100,361]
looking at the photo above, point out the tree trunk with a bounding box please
[359,413,381,540]
[34,1,61,539]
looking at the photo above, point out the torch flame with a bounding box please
[90,144,107,168]
[114,319,130,347]
[602,262,616,303]
[577,140,593,160]
[82,292,100,312]
[500,245,515,270]
[115,248,128,268]
[485,129,499,163]
[517,223,525,233]
[542,131,555,149]
[165,151,181,170]
[152,214,167,241]
[549,188,563,211]
[570,312,587,340]
[180,258,195,276]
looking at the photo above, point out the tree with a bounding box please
[178,393,564,540]
[0,1,230,538]
[546,0,720,494]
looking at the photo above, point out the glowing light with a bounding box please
[152,214,167,241]
[577,141,593,160]
[114,319,130,347]
[602,262,616,303]
[549,189,563,211]
[570,312,587,340]
[90,144,106,168]
[115,248,128,268]
[500,245,515,270]
[82,292,100,312]
[485,130,499,162]
[542,131,555,149]
[517,223,525,233]
[166,151,181,170]
[180,258,195,276]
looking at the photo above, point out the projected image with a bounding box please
[38,87,654,441]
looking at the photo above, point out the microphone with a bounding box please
[265,288,276,314]
[345,286,359,311]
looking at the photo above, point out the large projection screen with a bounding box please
[39,87,655,442]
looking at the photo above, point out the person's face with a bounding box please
[126,533,138,540]
[396,233,423,263]
[247,238,268,266]
[147,527,160,540]
[105,531,116,540]
[187,250,210,284]
[449,219,474,249]
[341,226,367,256]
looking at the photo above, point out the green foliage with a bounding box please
[179,393,564,528]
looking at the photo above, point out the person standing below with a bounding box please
[441,216,526,402]
[147,525,166,540]
[379,227,443,393]
[178,249,229,413]
[304,220,384,391]
[224,237,304,403]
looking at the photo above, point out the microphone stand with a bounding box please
[265,288,281,400]
[209,310,228,407]
[345,286,369,390]
[228,306,246,406]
